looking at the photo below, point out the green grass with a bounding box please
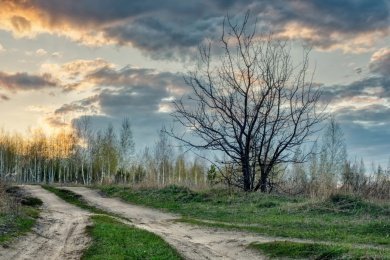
[98,185,390,247]
[82,215,182,260]
[43,185,183,260]
[0,190,41,245]
[41,185,107,215]
[250,241,389,259]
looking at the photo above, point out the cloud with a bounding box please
[0,43,5,52]
[0,94,10,101]
[317,48,390,163]
[0,71,58,92]
[10,16,32,33]
[321,48,390,106]
[52,64,187,116]
[51,52,62,58]
[337,104,390,126]
[41,58,189,94]
[54,95,100,115]
[271,0,389,53]
[35,48,47,56]
[44,115,68,128]
[354,67,362,75]
[369,48,390,77]
[43,60,189,147]
[40,58,114,91]
[334,104,390,163]
[0,0,388,58]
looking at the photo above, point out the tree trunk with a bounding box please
[242,161,251,192]
[259,171,268,193]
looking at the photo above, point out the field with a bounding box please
[1,184,389,259]
[97,185,390,258]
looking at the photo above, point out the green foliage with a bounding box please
[207,165,217,185]
[82,215,182,260]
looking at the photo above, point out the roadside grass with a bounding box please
[98,185,390,247]
[41,185,106,214]
[83,215,182,260]
[249,241,389,259]
[43,185,183,260]
[0,186,42,245]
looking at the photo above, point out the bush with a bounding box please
[21,196,43,207]
[158,185,208,203]
[296,193,390,216]
[328,194,364,210]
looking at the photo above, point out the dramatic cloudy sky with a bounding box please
[0,0,389,164]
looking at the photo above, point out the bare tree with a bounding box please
[170,12,325,192]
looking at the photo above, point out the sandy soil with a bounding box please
[0,185,91,260]
[64,186,271,260]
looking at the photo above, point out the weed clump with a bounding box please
[295,193,390,216]
[57,189,83,200]
[257,201,279,208]
[21,196,43,207]
[250,241,347,259]
[159,185,208,203]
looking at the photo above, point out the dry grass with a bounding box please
[0,180,20,215]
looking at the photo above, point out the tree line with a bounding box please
[0,116,388,199]
[0,117,207,187]
[283,117,390,199]
[205,117,390,199]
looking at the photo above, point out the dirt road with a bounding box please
[65,186,269,260]
[0,185,91,260]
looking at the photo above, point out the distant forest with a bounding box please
[0,116,388,199]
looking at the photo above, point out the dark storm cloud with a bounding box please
[0,71,58,92]
[2,0,388,58]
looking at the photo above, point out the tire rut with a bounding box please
[0,185,91,260]
[64,186,266,260]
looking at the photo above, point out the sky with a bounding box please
[0,0,389,165]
